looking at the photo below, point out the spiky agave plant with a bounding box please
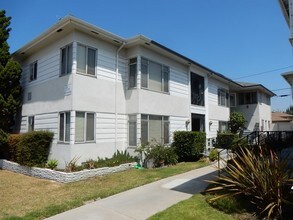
[206,146,293,219]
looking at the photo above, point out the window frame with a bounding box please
[29,61,38,82]
[230,93,236,107]
[141,114,169,145]
[218,88,229,107]
[76,43,97,76]
[140,57,170,93]
[75,111,95,143]
[59,112,71,143]
[128,57,137,89]
[60,43,73,76]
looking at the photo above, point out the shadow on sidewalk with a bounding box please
[170,170,218,195]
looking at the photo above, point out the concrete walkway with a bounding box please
[47,164,219,220]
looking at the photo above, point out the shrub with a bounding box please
[46,159,58,170]
[228,112,245,134]
[0,129,8,159]
[16,131,54,167]
[87,151,137,169]
[65,156,80,172]
[7,134,22,161]
[209,149,218,162]
[206,146,293,219]
[214,132,238,150]
[135,144,178,168]
[172,131,206,162]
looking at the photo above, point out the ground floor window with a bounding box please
[191,113,205,132]
[59,112,70,142]
[75,112,95,142]
[141,114,169,145]
[28,116,34,132]
[218,121,228,133]
[128,115,137,146]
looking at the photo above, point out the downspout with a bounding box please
[115,42,126,151]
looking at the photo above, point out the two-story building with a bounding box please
[14,16,275,168]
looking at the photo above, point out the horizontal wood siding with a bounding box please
[169,67,189,98]
[170,116,189,142]
[96,113,127,143]
[34,113,59,143]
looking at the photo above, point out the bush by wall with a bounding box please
[172,131,206,162]
[214,132,239,150]
[7,134,22,161]
[16,131,54,167]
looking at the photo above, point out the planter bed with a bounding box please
[0,159,136,183]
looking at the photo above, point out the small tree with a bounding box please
[228,112,245,134]
[0,10,22,132]
[285,105,293,115]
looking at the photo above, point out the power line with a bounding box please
[233,65,293,80]
[271,87,291,91]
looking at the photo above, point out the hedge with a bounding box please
[16,131,54,167]
[172,131,206,162]
[0,129,9,159]
[214,132,239,150]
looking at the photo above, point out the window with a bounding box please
[28,116,34,132]
[230,93,236,107]
[60,44,73,76]
[141,115,169,145]
[75,112,95,142]
[238,92,257,105]
[218,89,229,107]
[27,92,32,101]
[141,57,169,93]
[128,115,137,146]
[77,44,96,76]
[191,72,204,106]
[59,112,70,142]
[29,61,38,81]
[218,121,228,133]
[191,113,205,132]
[129,58,137,89]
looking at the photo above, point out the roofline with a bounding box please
[150,40,242,88]
[241,84,276,96]
[278,0,290,27]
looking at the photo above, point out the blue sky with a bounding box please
[2,0,293,111]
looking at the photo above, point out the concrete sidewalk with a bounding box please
[47,164,218,220]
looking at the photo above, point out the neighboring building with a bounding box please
[272,112,293,131]
[282,72,293,99]
[13,16,274,167]
[230,82,275,131]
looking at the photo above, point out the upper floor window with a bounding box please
[59,112,70,142]
[29,61,38,81]
[28,116,34,132]
[238,92,257,105]
[218,88,229,107]
[230,93,236,107]
[141,114,169,145]
[77,44,96,76]
[141,57,169,93]
[191,72,204,106]
[128,58,137,89]
[75,112,95,142]
[60,44,73,76]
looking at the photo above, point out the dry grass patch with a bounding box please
[0,161,208,219]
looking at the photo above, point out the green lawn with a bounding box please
[149,194,235,220]
[0,161,208,220]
